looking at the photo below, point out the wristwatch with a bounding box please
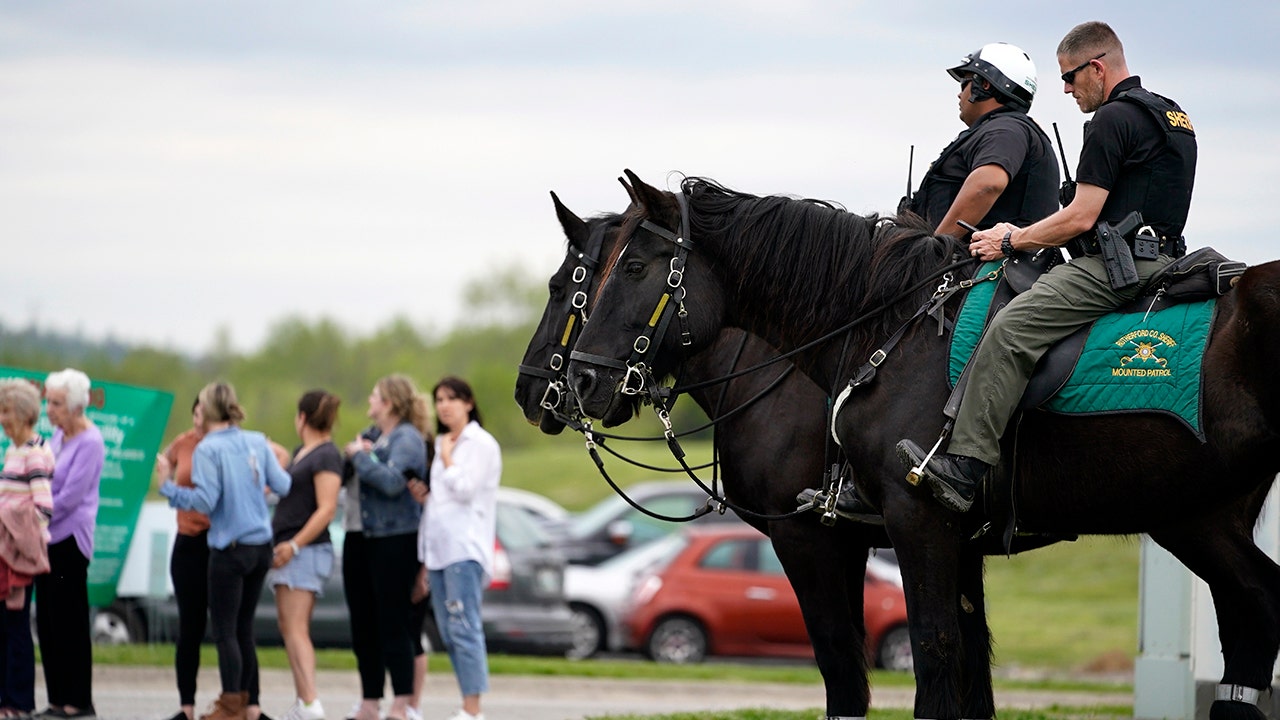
[1000,230,1015,258]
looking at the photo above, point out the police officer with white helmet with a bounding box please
[905,42,1060,236]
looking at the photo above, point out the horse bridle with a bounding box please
[563,193,833,523]
[517,218,610,419]
[569,191,695,402]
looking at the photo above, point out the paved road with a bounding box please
[69,666,1133,720]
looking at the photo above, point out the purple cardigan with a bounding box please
[50,424,104,559]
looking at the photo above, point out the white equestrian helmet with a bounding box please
[947,42,1038,109]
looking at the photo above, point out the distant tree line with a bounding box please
[0,271,711,454]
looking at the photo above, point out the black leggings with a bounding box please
[343,532,419,697]
[170,533,209,706]
[0,586,34,712]
[343,531,382,700]
[368,534,419,696]
[34,538,92,711]
[207,543,272,694]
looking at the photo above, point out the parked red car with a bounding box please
[623,525,912,670]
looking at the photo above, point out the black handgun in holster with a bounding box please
[1095,211,1144,290]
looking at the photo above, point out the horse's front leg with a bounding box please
[887,505,972,719]
[770,520,872,718]
[956,547,994,717]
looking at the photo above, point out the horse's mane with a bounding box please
[671,177,966,345]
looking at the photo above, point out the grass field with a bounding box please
[502,436,1141,674]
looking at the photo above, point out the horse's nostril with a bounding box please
[571,368,597,400]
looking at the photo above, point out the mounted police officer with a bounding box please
[832,42,1060,520]
[898,21,1197,513]
[904,42,1060,234]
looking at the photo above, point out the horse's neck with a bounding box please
[682,327,838,405]
[708,238,864,393]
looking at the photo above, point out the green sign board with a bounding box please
[0,367,172,607]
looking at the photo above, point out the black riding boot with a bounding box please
[795,486,883,525]
[834,485,880,521]
[895,439,989,513]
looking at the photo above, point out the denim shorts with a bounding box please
[267,542,335,596]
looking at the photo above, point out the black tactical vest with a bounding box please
[1098,87,1197,239]
[909,109,1059,230]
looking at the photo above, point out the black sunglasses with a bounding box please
[1061,52,1106,84]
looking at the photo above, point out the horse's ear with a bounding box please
[622,169,672,215]
[618,176,640,208]
[550,191,590,249]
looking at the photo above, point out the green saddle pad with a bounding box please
[949,261,1216,438]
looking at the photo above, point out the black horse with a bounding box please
[515,193,907,718]
[567,171,1280,720]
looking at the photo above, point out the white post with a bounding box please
[1135,536,1195,719]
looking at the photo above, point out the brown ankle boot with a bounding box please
[199,692,248,720]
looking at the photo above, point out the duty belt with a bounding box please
[1067,232,1186,260]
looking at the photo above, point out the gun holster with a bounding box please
[1094,211,1144,290]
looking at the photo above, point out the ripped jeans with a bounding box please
[428,560,489,697]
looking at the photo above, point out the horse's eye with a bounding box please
[624,260,645,276]
[549,281,565,301]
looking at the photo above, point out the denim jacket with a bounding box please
[350,421,425,537]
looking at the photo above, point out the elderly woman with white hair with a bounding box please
[34,369,104,720]
[0,379,54,720]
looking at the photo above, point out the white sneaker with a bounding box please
[405,708,422,720]
[282,700,326,720]
[345,701,381,720]
[443,710,483,720]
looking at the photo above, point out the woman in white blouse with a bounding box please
[418,377,499,720]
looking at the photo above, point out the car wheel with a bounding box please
[566,604,605,660]
[645,615,707,664]
[93,601,144,645]
[875,624,913,672]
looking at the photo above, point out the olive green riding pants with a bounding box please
[948,253,1173,465]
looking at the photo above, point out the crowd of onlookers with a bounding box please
[156,374,501,720]
[0,369,501,720]
[0,369,105,720]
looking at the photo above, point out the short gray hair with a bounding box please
[0,380,43,428]
[1057,21,1124,61]
[45,368,92,413]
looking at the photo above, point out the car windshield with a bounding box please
[567,487,711,542]
[566,494,627,539]
[496,500,551,550]
[600,531,687,572]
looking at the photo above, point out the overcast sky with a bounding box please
[2,1,1276,354]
